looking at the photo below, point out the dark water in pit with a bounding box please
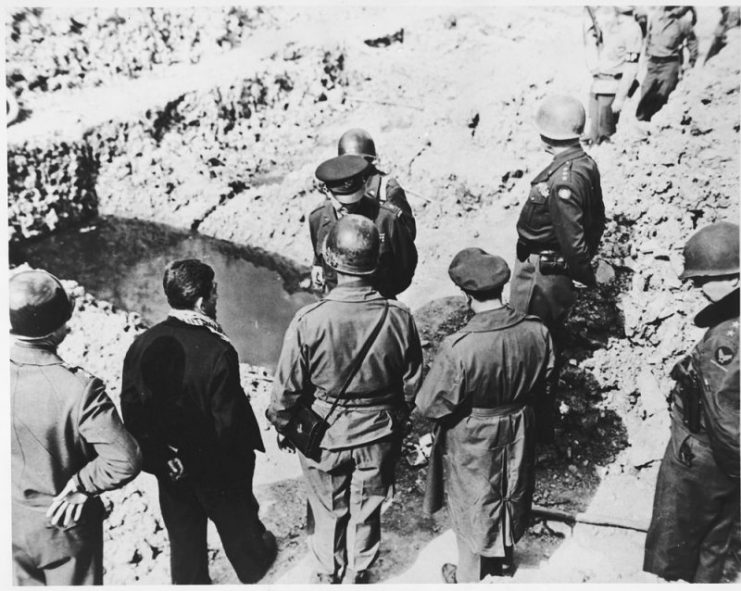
[10,218,317,369]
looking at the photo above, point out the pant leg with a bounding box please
[13,499,103,586]
[636,61,679,121]
[158,481,210,584]
[300,448,353,579]
[695,482,741,582]
[348,437,399,572]
[196,484,275,584]
[597,94,617,141]
[587,92,600,144]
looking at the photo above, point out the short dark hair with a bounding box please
[163,259,215,309]
[467,286,504,302]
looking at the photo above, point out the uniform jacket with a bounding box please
[11,342,141,507]
[416,306,554,555]
[309,196,418,298]
[646,9,699,63]
[121,317,264,489]
[584,12,642,94]
[364,171,417,241]
[267,281,423,449]
[516,145,606,286]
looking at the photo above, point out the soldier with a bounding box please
[635,6,698,122]
[510,94,605,442]
[121,259,276,584]
[644,221,740,583]
[583,6,643,144]
[268,215,423,584]
[10,269,142,585]
[416,249,554,583]
[704,7,741,64]
[337,128,417,240]
[310,154,417,299]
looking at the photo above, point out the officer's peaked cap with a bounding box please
[448,248,511,293]
[315,155,370,196]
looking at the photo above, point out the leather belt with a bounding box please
[648,54,681,63]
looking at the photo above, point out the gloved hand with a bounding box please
[47,478,89,527]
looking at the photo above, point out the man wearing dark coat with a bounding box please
[416,248,554,583]
[644,221,740,583]
[10,269,142,585]
[121,259,276,584]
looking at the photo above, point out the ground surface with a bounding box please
[7,5,740,585]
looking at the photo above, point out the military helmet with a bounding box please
[338,128,377,161]
[9,269,74,337]
[323,214,379,276]
[535,94,586,141]
[680,221,740,280]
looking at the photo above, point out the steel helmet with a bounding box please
[535,94,586,141]
[680,221,740,280]
[9,269,74,337]
[338,128,377,161]
[323,214,380,276]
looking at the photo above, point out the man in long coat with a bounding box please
[416,248,554,583]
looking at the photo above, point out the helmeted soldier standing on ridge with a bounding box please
[269,214,423,583]
[10,269,142,585]
[337,128,417,240]
[309,154,417,299]
[510,94,605,443]
[644,221,740,583]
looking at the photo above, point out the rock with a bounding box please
[594,259,615,285]
[636,368,669,417]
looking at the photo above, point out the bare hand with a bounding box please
[311,266,325,290]
[277,434,296,453]
[46,478,89,527]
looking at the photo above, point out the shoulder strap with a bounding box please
[325,301,390,422]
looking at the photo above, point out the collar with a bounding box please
[533,144,585,183]
[10,341,64,366]
[462,305,526,332]
[324,281,384,303]
[694,288,740,328]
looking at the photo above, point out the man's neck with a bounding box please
[336,273,371,287]
[470,298,505,314]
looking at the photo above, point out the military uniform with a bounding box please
[309,197,417,299]
[636,8,698,122]
[584,10,642,143]
[417,305,554,582]
[268,281,423,581]
[644,289,740,583]
[511,144,605,328]
[11,342,142,585]
[364,171,417,240]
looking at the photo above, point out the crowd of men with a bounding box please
[9,5,740,587]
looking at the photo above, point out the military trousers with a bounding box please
[644,418,741,583]
[299,436,400,580]
[12,499,104,585]
[635,58,681,122]
[588,92,619,145]
[456,536,513,583]
[158,471,275,584]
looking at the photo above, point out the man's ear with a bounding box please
[194,296,205,312]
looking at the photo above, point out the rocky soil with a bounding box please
[7,5,740,584]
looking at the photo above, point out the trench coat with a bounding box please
[416,306,554,556]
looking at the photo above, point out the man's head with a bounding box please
[315,154,371,210]
[680,221,739,302]
[448,247,511,303]
[323,214,379,278]
[535,94,586,153]
[338,128,377,162]
[163,259,218,319]
[9,269,74,340]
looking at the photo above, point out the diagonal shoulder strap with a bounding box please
[324,301,389,422]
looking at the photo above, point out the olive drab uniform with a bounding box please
[309,197,417,299]
[364,171,417,241]
[267,282,423,581]
[11,342,142,585]
[416,306,554,582]
[644,289,740,583]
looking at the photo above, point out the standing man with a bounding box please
[583,6,642,144]
[417,248,554,583]
[337,128,417,240]
[10,269,142,585]
[510,94,605,442]
[121,259,276,584]
[635,6,698,122]
[310,154,417,299]
[269,215,423,584]
[644,221,740,583]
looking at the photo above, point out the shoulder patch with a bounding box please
[558,187,573,200]
[715,346,735,366]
